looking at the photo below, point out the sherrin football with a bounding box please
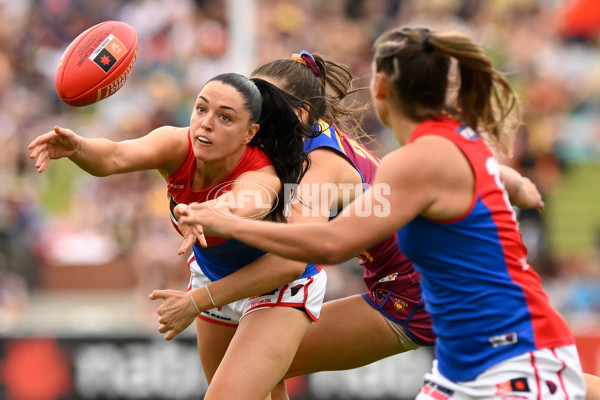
[55,21,138,107]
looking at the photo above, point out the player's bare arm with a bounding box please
[500,165,545,213]
[29,125,188,176]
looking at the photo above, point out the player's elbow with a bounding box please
[88,170,111,177]
[314,239,352,265]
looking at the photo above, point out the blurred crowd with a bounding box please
[1,0,600,330]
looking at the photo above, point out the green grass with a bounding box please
[546,163,600,257]
[39,158,81,215]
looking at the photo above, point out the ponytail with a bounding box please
[373,27,521,156]
[251,53,371,141]
[430,32,520,156]
[250,78,317,222]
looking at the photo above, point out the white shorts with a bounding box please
[416,345,586,400]
[188,256,327,327]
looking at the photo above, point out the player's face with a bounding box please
[190,81,259,162]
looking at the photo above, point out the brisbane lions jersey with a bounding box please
[305,121,423,313]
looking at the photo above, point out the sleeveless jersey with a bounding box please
[396,116,575,382]
[167,129,319,281]
[305,122,415,294]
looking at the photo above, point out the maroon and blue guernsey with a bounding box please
[306,121,434,346]
[396,116,575,381]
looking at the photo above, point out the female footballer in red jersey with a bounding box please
[29,72,328,400]
[179,31,600,399]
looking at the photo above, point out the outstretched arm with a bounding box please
[179,140,444,264]
[28,125,187,176]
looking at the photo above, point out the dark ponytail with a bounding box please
[250,77,317,221]
[207,73,316,222]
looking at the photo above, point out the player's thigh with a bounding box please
[285,294,409,377]
[195,317,236,383]
[584,373,600,400]
[206,306,312,400]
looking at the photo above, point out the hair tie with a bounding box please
[291,50,321,77]
[423,36,435,53]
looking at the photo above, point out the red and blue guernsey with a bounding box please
[167,129,319,282]
[396,116,574,381]
[306,121,433,346]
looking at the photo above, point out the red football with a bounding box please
[55,21,138,107]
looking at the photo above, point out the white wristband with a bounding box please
[188,291,201,315]
[205,285,217,308]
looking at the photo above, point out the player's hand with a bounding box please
[514,177,545,213]
[179,202,234,239]
[148,289,198,341]
[28,125,81,173]
[174,204,207,253]
[177,224,206,253]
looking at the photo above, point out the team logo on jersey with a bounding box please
[374,289,388,301]
[393,299,408,311]
[290,284,304,296]
[546,380,557,394]
[489,332,518,348]
[168,194,179,227]
[378,272,398,283]
[456,124,479,141]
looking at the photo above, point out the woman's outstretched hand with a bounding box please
[28,125,81,173]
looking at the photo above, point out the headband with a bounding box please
[291,50,322,77]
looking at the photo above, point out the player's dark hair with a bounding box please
[373,27,520,156]
[207,73,316,222]
[251,53,371,140]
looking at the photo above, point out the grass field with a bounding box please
[546,162,600,258]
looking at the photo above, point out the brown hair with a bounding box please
[251,53,371,140]
[373,27,521,156]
